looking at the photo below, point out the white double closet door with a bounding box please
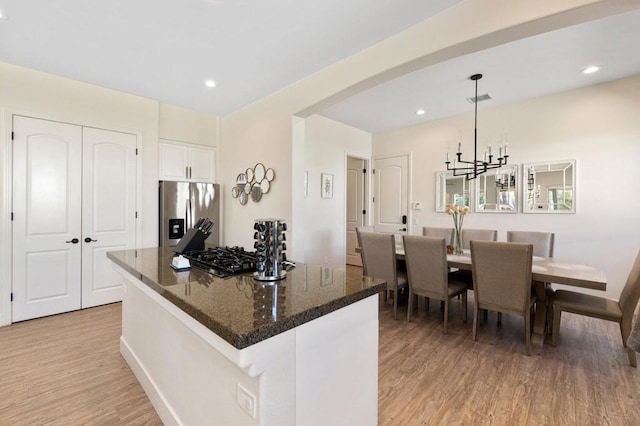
[12,116,137,322]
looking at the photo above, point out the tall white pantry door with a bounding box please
[81,127,137,308]
[12,116,136,322]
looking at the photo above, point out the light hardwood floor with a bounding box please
[1,279,639,425]
[0,303,162,425]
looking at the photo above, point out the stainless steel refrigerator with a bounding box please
[159,181,220,248]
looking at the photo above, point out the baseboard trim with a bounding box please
[120,336,180,426]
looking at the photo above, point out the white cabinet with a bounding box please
[159,139,216,182]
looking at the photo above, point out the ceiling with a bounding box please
[0,2,639,134]
[0,0,460,116]
[320,9,640,133]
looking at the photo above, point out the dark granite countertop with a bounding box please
[108,247,386,350]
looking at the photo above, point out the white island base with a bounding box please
[116,265,379,426]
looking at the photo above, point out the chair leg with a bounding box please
[443,300,449,334]
[483,309,488,322]
[393,291,398,320]
[551,307,562,347]
[425,297,430,311]
[524,311,532,356]
[530,305,535,333]
[414,294,419,312]
[545,283,554,336]
[627,347,637,368]
[472,305,479,341]
[497,312,502,325]
[461,292,468,323]
[407,291,413,322]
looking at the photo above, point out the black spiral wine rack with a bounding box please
[253,218,287,282]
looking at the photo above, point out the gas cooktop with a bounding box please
[182,246,258,277]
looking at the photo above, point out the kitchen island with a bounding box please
[108,247,385,426]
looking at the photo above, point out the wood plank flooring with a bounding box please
[0,303,162,425]
[1,275,639,425]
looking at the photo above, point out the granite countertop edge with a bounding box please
[234,284,385,349]
[108,251,386,350]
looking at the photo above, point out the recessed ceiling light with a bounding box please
[582,66,600,74]
[416,109,425,115]
[204,79,217,88]
[0,10,8,20]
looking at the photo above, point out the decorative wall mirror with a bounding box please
[435,171,470,212]
[231,164,276,204]
[523,160,575,213]
[475,165,518,213]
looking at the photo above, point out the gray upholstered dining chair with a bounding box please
[359,232,408,320]
[355,226,375,248]
[355,226,375,270]
[403,235,467,332]
[506,231,555,326]
[451,228,498,290]
[552,249,640,367]
[471,240,535,355]
[506,231,554,257]
[462,228,498,250]
[422,227,454,247]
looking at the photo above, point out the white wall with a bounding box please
[0,61,160,244]
[220,0,627,254]
[0,61,219,325]
[302,115,371,268]
[372,76,640,299]
[159,103,219,148]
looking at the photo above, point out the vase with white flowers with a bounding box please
[445,204,469,255]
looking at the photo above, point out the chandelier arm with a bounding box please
[445,73,511,181]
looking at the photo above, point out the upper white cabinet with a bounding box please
[159,139,216,182]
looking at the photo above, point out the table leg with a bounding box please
[531,281,547,348]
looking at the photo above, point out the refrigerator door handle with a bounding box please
[185,199,190,229]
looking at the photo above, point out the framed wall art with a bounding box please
[321,173,333,199]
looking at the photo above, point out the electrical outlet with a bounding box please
[237,384,257,419]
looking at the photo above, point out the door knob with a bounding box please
[84,237,97,243]
[399,228,407,232]
[66,238,79,244]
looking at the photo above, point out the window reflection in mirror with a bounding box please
[523,160,575,213]
[475,165,518,213]
[435,171,470,212]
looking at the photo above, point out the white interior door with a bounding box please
[81,127,137,308]
[374,155,409,236]
[346,157,365,266]
[12,116,83,322]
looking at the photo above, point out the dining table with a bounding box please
[361,243,608,348]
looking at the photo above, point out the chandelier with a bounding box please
[445,73,508,181]
[527,170,535,190]
[495,172,515,190]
